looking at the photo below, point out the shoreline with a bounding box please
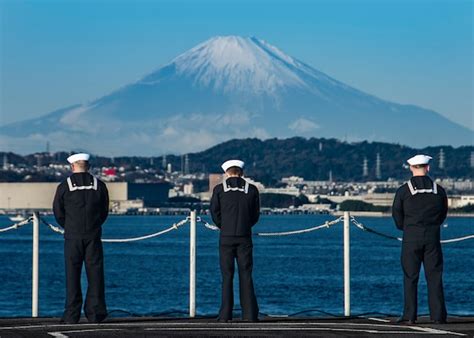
[2,210,473,218]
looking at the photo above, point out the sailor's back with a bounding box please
[54,172,109,239]
[211,176,260,237]
[393,176,448,242]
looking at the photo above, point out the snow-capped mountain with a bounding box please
[1,36,472,155]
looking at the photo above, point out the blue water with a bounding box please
[0,215,472,318]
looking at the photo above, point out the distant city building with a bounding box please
[262,186,300,196]
[209,173,223,192]
[437,178,474,191]
[281,176,304,186]
[244,177,265,191]
[299,203,332,212]
[325,193,395,207]
[128,183,171,207]
[183,182,194,195]
[448,195,474,208]
[110,199,144,214]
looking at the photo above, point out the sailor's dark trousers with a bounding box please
[401,240,447,321]
[219,236,259,320]
[63,237,107,323]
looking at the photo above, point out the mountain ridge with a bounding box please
[2,137,472,184]
[1,35,472,155]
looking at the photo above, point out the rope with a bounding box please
[256,216,344,236]
[102,218,188,243]
[440,234,474,244]
[197,216,344,236]
[34,214,474,244]
[40,218,65,234]
[196,217,220,231]
[350,216,402,242]
[350,216,474,244]
[0,217,33,233]
[41,217,189,242]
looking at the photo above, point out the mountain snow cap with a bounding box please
[169,35,309,93]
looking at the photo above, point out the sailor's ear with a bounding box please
[426,165,430,172]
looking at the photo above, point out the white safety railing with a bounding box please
[32,212,39,318]
[343,212,350,316]
[189,210,196,318]
[2,210,474,319]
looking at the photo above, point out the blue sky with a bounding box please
[1,0,472,129]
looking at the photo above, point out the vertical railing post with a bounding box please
[343,211,351,317]
[32,211,39,318]
[189,210,196,317]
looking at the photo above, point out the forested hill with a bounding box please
[184,138,473,184]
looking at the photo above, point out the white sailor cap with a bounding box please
[67,153,90,164]
[221,159,245,172]
[407,154,432,166]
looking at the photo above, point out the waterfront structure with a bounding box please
[0,182,170,210]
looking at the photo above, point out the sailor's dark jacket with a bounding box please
[53,172,109,239]
[210,176,260,237]
[392,176,448,242]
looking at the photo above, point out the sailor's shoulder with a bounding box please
[56,179,68,191]
[434,182,447,195]
[94,175,106,185]
[247,182,259,193]
[395,183,409,196]
[212,183,224,193]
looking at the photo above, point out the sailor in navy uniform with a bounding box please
[392,154,448,324]
[210,160,260,322]
[53,153,109,324]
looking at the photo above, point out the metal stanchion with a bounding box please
[32,211,39,317]
[344,211,351,316]
[189,210,196,317]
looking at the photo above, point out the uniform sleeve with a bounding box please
[99,182,109,226]
[392,187,405,231]
[210,186,222,228]
[52,184,66,227]
[251,188,260,226]
[439,186,448,224]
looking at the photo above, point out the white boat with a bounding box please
[9,215,26,222]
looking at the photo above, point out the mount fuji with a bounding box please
[1,36,472,155]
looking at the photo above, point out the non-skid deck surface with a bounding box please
[0,316,473,337]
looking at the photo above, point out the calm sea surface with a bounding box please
[0,215,472,318]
